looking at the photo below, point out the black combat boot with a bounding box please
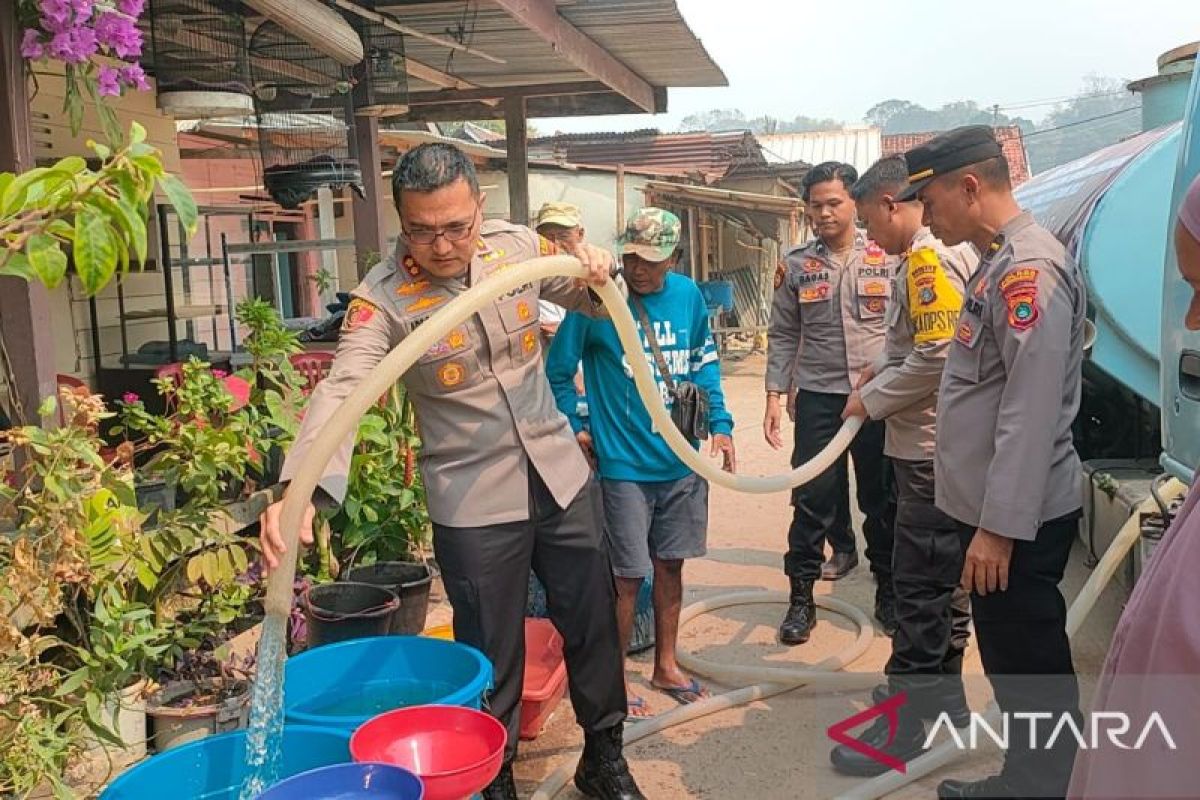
[829,708,928,776]
[937,650,971,728]
[778,577,816,645]
[482,763,518,800]
[873,574,897,637]
[573,725,646,800]
[820,550,859,580]
[937,775,1019,799]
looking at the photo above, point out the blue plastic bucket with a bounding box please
[284,636,493,732]
[99,725,352,800]
[256,763,424,800]
[699,280,735,312]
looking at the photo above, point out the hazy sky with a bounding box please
[540,0,1197,134]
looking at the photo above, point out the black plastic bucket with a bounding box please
[303,581,399,649]
[343,561,434,635]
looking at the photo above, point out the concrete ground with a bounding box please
[427,351,1128,800]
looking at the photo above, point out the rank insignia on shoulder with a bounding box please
[402,255,421,277]
[773,261,786,289]
[407,295,446,314]
[342,298,377,331]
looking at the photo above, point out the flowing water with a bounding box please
[238,614,288,799]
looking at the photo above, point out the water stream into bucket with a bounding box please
[238,615,288,799]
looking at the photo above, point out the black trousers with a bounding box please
[957,513,1082,798]
[785,389,894,582]
[888,459,971,676]
[433,469,626,763]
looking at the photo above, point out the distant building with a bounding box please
[882,125,1032,186]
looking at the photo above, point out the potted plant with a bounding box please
[144,587,257,751]
[324,385,434,635]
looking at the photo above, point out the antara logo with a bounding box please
[828,695,1177,774]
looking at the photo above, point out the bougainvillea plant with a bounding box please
[17,0,150,138]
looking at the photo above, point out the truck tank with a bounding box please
[1014,43,1199,476]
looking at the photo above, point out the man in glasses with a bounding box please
[534,201,587,340]
[261,143,645,800]
[829,155,977,776]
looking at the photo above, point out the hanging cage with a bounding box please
[348,15,409,117]
[249,19,364,209]
[148,0,253,118]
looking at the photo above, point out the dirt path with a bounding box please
[428,350,1127,799]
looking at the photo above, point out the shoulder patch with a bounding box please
[538,234,558,257]
[774,260,786,289]
[342,297,378,331]
[999,265,1041,331]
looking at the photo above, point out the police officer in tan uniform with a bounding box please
[902,126,1086,800]
[260,144,645,800]
[765,161,897,646]
[829,155,978,775]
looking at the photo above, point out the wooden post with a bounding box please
[686,207,699,282]
[615,163,625,233]
[316,186,338,305]
[505,96,529,226]
[351,114,386,279]
[0,0,57,424]
[698,209,710,282]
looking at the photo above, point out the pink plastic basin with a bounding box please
[351,705,507,800]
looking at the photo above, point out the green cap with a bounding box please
[620,207,681,263]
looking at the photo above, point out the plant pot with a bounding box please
[135,478,176,527]
[147,678,253,751]
[343,561,433,635]
[303,581,398,649]
[82,679,148,765]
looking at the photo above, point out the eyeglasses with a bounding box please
[402,203,480,245]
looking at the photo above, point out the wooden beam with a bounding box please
[351,115,387,277]
[404,57,477,91]
[0,0,57,425]
[505,97,529,226]
[401,89,659,122]
[334,0,504,64]
[489,0,657,112]
[407,81,611,105]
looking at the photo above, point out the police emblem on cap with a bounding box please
[897,124,1005,201]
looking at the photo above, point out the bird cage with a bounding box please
[249,19,363,209]
[348,16,409,117]
[148,0,253,118]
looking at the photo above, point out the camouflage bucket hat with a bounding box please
[620,207,681,263]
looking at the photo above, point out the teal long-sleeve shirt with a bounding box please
[546,272,734,482]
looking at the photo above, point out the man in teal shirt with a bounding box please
[547,208,736,716]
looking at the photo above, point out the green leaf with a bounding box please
[26,233,68,287]
[74,205,119,295]
[130,121,147,145]
[54,156,87,174]
[157,173,197,235]
[186,554,203,584]
[1,166,46,215]
[118,196,148,265]
[38,395,57,418]
[55,667,90,698]
[88,140,112,160]
[0,251,36,281]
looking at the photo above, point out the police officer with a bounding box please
[829,155,977,775]
[259,144,645,800]
[902,126,1086,799]
[765,161,897,646]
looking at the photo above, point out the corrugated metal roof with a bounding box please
[881,126,1032,185]
[527,129,764,179]
[376,0,727,94]
[757,128,882,174]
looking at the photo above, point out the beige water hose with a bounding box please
[260,253,1183,800]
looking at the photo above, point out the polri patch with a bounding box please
[538,235,557,256]
[774,261,786,289]
[1000,266,1040,331]
[342,298,377,331]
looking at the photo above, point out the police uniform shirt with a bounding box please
[766,233,896,396]
[934,212,1086,541]
[280,219,601,528]
[859,227,977,461]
